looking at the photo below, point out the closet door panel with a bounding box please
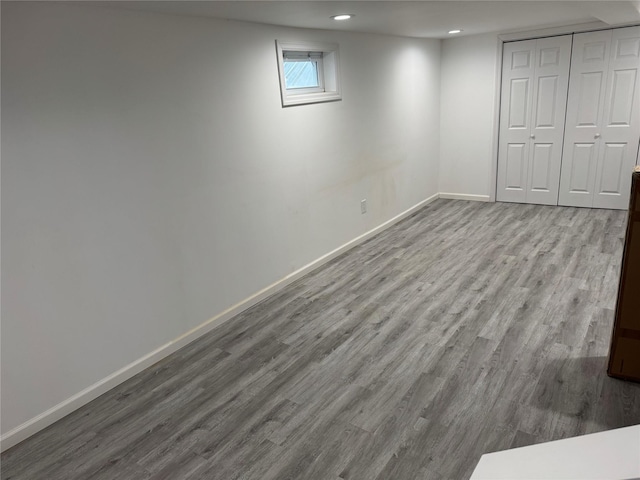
[497,40,536,203]
[593,26,640,209]
[597,142,626,194]
[526,35,572,205]
[567,142,598,195]
[534,76,559,127]
[497,36,571,205]
[576,72,606,126]
[608,69,636,126]
[530,143,554,192]
[505,143,528,191]
[559,30,612,208]
[508,78,531,128]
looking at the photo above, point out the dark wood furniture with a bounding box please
[608,167,640,382]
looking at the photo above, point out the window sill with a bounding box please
[282,91,342,107]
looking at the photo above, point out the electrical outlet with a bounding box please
[361,199,367,214]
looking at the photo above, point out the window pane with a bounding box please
[283,60,319,89]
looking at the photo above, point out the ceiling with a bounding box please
[90,1,640,39]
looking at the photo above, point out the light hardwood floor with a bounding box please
[3,199,640,480]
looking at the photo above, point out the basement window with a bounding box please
[276,40,342,107]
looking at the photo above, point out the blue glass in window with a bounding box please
[283,60,319,89]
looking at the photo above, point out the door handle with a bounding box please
[595,133,601,138]
[530,134,535,139]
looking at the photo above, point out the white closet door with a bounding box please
[526,36,573,205]
[559,26,640,209]
[593,26,640,209]
[497,40,536,204]
[558,30,612,208]
[497,36,572,205]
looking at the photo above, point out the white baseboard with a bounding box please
[439,192,491,202]
[0,192,440,452]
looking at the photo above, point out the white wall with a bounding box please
[1,2,441,438]
[439,33,500,199]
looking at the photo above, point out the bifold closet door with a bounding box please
[496,35,572,205]
[559,26,640,209]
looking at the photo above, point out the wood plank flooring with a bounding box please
[3,199,640,480]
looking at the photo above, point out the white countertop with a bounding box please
[470,425,640,480]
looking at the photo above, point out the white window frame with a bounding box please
[281,53,324,94]
[276,40,342,107]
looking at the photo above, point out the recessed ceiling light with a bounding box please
[331,14,354,21]
[448,29,462,34]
